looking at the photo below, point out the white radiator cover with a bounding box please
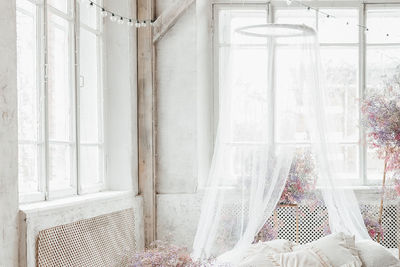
[36,209,136,267]
[19,193,144,267]
[268,204,399,248]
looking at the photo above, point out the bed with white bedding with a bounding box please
[237,233,400,267]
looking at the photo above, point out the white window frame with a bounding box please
[212,1,400,187]
[18,0,105,203]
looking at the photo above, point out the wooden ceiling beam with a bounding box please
[152,0,195,43]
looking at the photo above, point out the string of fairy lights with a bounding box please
[85,0,394,38]
[286,0,392,37]
[85,0,154,27]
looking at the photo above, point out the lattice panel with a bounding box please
[260,204,399,248]
[36,208,136,267]
[360,204,400,248]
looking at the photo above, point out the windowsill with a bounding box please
[19,190,134,214]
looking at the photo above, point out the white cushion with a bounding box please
[238,252,277,267]
[270,247,332,267]
[303,233,362,267]
[238,240,293,267]
[355,240,400,267]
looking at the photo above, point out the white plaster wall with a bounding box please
[104,0,138,194]
[157,194,202,249]
[0,0,19,265]
[155,0,198,194]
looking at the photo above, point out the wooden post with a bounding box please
[377,155,388,243]
[137,0,156,246]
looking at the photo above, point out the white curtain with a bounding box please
[192,24,369,264]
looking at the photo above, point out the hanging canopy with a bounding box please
[192,24,369,264]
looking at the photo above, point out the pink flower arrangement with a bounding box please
[254,219,283,243]
[360,206,385,240]
[128,240,213,267]
[279,150,318,205]
[361,93,400,172]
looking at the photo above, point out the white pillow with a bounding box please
[238,240,293,267]
[303,233,362,267]
[238,252,277,267]
[270,247,332,267]
[355,240,400,267]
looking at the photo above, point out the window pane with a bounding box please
[47,12,75,192]
[275,47,309,142]
[48,0,69,14]
[80,0,99,29]
[366,7,400,44]
[219,47,270,143]
[328,145,359,180]
[17,0,42,195]
[275,8,316,30]
[366,46,400,93]
[218,9,268,45]
[320,47,359,141]
[79,27,104,190]
[48,13,73,142]
[18,144,40,193]
[80,146,102,188]
[366,147,384,182]
[49,143,74,191]
[318,9,358,44]
[80,28,100,143]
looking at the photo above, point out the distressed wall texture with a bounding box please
[155,0,198,194]
[155,0,204,249]
[0,0,19,265]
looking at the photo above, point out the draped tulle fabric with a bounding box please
[192,24,369,264]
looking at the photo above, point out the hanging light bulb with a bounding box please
[110,13,117,22]
[88,1,94,7]
[127,19,134,27]
[118,17,124,24]
[365,28,369,34]
[286,0,292,5]
[140,20,147,27]
[101,8,108,17]
[135,20,141,28]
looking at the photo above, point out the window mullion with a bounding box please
[359,3,367,186]
[269,3,276,146]
[43,0,50,200]
[74,0,81,195]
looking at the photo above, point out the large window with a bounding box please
[17,0,104,202]
[214,3,400,186]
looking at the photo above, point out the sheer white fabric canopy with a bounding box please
[192,24,369,264]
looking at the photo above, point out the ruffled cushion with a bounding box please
[301,233,362,267]
[269,246,332,267]
[238,240,294,266]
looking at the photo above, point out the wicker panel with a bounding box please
[36,208,136,267]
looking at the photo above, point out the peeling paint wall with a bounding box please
[0,0,19,265]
